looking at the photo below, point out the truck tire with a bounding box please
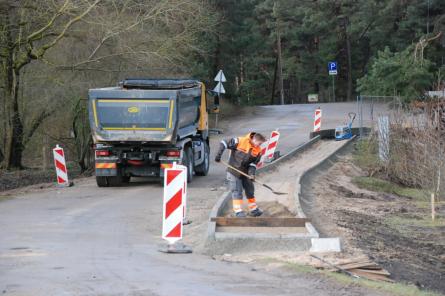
[122,176,130,183]
[107,176,123,187]
[195,141,209,176]
[183,147,194,183]
[96,176,108,187]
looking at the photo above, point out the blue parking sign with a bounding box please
[328,61,337,75]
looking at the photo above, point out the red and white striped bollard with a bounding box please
[53,145,70,187]
[265,130,280,161]
[314,108,322,132]
[256,141,269,169]
[160,163,192,253]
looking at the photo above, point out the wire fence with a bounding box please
[357,94,444,202]
[356,95,402,138]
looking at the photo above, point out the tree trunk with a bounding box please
[5,68,24,169]
[270,55,278,105]
[313,36,320,98]
[239,54,244,85]
[277,26,285,105]
[345,30,352,101]
[1,6,24,169]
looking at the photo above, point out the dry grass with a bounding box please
[352,176,430,200]
[357,107,444,203]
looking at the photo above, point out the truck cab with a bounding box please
[88,79,210,187]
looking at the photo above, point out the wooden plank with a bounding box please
[349,269,394,282]
[211,217,309,227]
[328,265,382,271]
[351,268,391,276]
[334,257,371,265]
[315,258,370,269]
[336,261,380,270]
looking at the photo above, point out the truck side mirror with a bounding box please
[207,90,220,114]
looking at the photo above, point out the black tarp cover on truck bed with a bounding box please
[120,79,200,90]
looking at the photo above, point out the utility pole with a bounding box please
[213,70,226,131]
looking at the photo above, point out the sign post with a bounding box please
[213,70,226,129]
[328,61,337,102]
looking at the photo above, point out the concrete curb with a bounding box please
[294,136,357,219]
[207,191,230,242]
[257,135,321,175]
[299,135,358,227]
[293,136,357,252]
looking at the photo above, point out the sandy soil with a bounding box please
[301,148,445,294]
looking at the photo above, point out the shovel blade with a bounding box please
[262,183,287,195]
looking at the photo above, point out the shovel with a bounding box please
[220,160,287,195]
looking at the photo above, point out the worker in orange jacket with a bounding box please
[215,132,266,217]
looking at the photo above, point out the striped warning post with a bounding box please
[265,130,280,160]
[162,164,187,244]
[256,141,269,169]
[53,144,69,186]
[182,165,189,224]
[314,108,322,132]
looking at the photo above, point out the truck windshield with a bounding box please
[95,99,172,130]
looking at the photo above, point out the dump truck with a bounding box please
[88,79,211,187]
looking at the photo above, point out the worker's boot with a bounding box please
[249,207,263,217]
[234,211,247,218]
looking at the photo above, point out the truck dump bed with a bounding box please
[88,79,202,144]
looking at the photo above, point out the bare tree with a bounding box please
[0,0,101,169]
[0,0,217,169]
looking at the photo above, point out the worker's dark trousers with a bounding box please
[227,172,258,213]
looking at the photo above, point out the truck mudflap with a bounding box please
[95,162,118,176]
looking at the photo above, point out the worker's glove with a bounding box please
[248,166,256,179]
[215,156,221,162]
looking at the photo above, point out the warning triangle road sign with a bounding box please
[214,70,226,82]
[213,82,226,94]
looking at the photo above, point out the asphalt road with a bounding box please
[0,102,389,296]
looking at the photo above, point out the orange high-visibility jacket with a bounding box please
[216,132,262,177]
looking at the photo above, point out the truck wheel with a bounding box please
[96,176,108,187]
[184,147,194,183]
[122,176,130,183]
[107,176,123,187]
[195,141,209,176]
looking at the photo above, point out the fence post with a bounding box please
[357,95,364,138]
[378,116,390,162]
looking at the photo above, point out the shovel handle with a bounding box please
[220,160,254,180]
[220,160,286,195]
